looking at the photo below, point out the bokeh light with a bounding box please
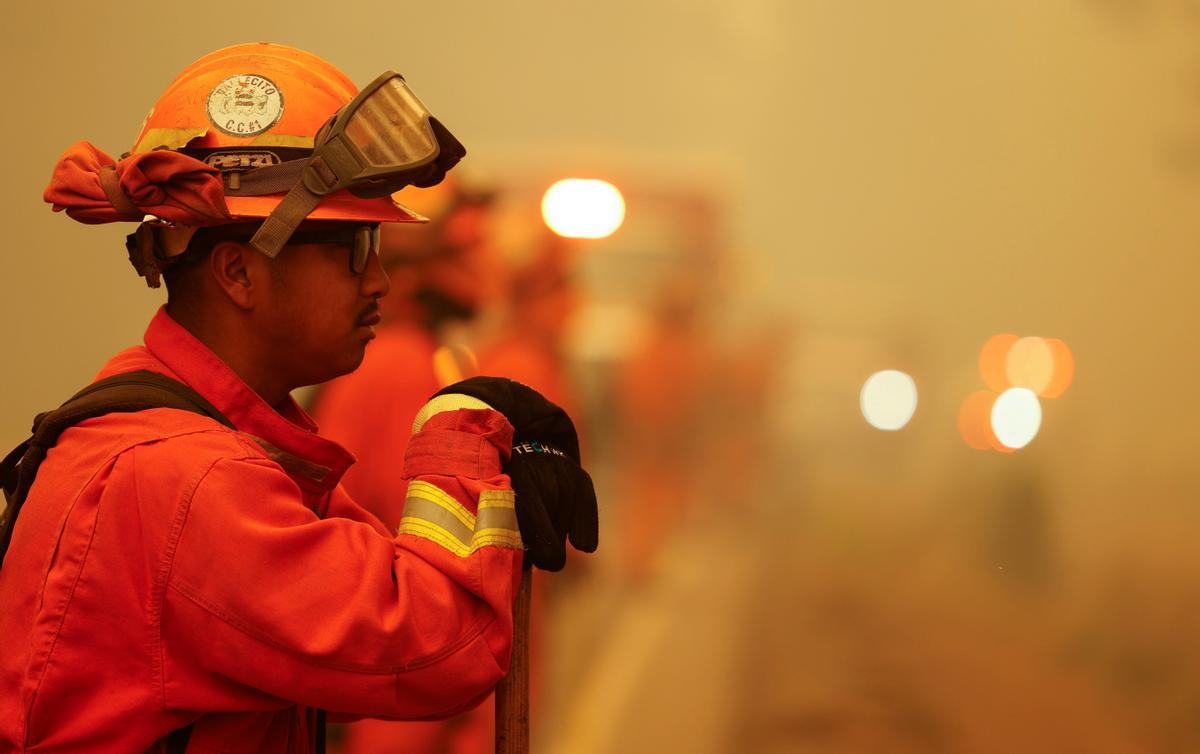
[860,370,918,431]
[1006,336,1054,393]
[979,333,1018,392]
[1041,337,1075,398]
[981,333,1075,400]
[541,178,626,239]
[990,387,1042,449]
[958,390,1006,451]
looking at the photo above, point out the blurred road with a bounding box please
[540,489,1163,754]
[542,503,756,754]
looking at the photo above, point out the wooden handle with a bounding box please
[431,345,529,752]
[495,569,533,754]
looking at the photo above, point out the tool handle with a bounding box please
[432,344,531,752]
[495,569,533,754]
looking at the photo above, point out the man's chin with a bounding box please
[307,346,369,386]
[342,343,370,375]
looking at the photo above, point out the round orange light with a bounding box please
[979,333,1017,392]
[1041,338,1075,398]
[958,390,1005,451]
[1006,336,1054,394]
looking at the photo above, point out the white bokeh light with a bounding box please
[860,370,918,431]
[541,179,626,239]
[990,387,1042,449]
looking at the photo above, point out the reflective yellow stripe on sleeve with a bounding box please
[398,480,522,556]
[474,490,523,549]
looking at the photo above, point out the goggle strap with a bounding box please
[223,159,308,197]
[249,182,323,258]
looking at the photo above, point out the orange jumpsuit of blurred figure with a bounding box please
[709,323,790,510]
[313,184,503,754]
[615,278,714,584]
[478,234,578,414]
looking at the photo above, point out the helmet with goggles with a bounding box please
[43,42,465,287]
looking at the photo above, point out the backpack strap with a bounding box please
[0,370,234,565]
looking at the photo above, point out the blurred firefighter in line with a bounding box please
[313,180,578,754]
[313,171,783,746]
[611,236,784,585]
[612,274,714,584]
[478,203,580,418]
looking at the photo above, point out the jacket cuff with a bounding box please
[404,408,513,479]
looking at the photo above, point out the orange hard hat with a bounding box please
[132,42,422,225]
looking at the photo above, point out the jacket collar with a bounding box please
[142,307,353,493]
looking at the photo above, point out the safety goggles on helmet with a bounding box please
[240,71,464,259]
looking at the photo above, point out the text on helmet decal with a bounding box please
[206,74,284,137]
[203,150,282,171]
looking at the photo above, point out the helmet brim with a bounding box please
[225,190,428,224]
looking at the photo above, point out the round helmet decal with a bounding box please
[206,74,284,137]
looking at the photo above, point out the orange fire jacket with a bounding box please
[0,308,523,753]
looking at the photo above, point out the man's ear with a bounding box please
[209,241,262,310]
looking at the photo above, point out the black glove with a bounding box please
[433,376,598,571]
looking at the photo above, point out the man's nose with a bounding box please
[361,248,391,299]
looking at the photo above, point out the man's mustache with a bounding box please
[356,301,381,325]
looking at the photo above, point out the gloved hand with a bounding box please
[432,376,598,571]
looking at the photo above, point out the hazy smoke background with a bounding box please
[3,2,1199,751]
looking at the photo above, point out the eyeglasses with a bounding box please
[181,222,381,275]
[286,224,380,275]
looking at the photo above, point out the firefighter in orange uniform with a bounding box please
[478,229,579,415]
[0,43,597,754]
[615,276,712,584]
